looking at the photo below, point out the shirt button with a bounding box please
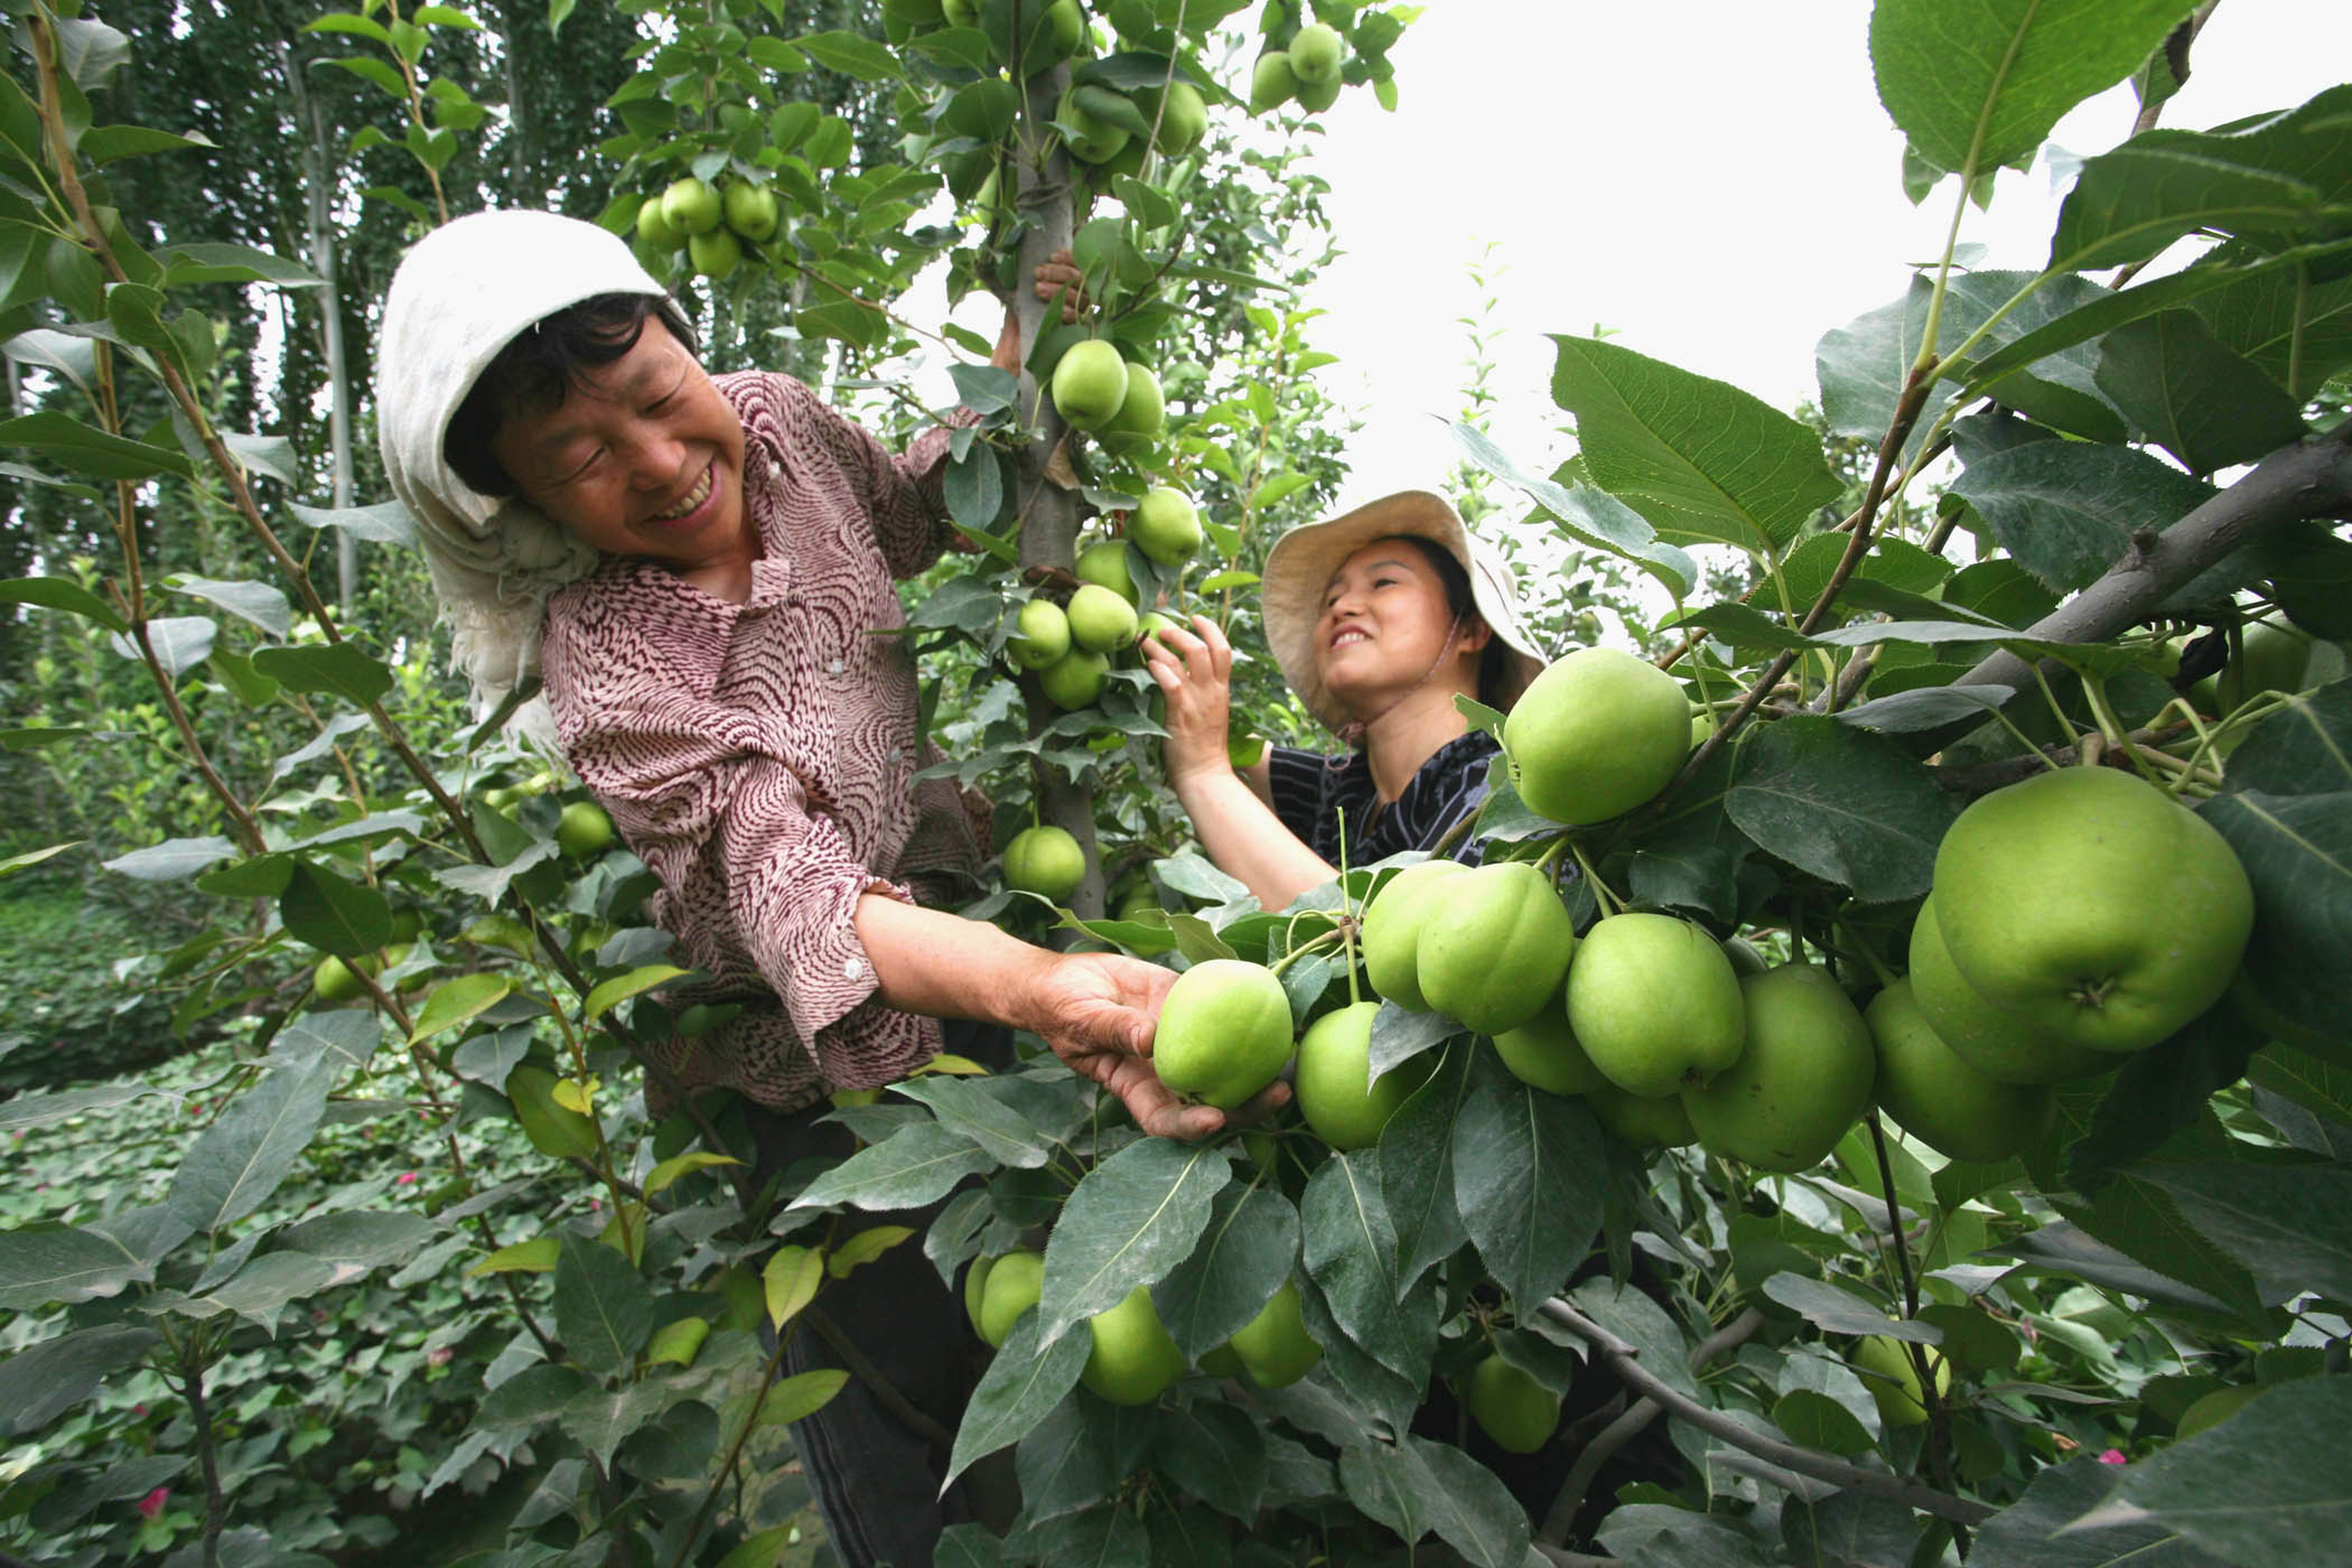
[827,658,846,675]
[888,745,903,764]
[843,957,863,980]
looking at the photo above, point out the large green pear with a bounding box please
[977,1249,1044,1348]
[1074,538,1139,604]
[1417,862,1577,1036]
[1932,767,2254,1054]
[1002,824,1085,902]
[1565,913,1746,1097]
[1228,1279,1322,1388]
[1465,1353,1558,1454]
[1152,959,1293,1109]
[1586,1080,1698,1148]
[1682,963,1875,1174]
[1065,582,1139,653]
[1866,977,2056,1164]
[1081,1285,1187,1405]
[1008,596,1071,670]
[1051,340,1129,430]
[1359,859,1470,1011]
[1851,1335,1950,1427]
[1294,1000,1433,1150]
[1503,648,1692,825]
[1036,647,1109,710]
[1492,987,1607,1097]
[1907,898,2114,1084]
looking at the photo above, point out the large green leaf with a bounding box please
[1451,1047,1605,1308]
[1033,1136,1232,1348]
[167,1051,337,1233]
[0,410,194,479]
[1781,1488,1922,1567]
[2093,310,2309,475]
[155,1250,338,1335]
[1967,1456,2224,1568]
[1379,1037,1474,1283]
[2219,678,2352,797]
[0,1226,154,1311]
[2144,1157,2352,1306]
[1013,1401,1121,1528]
[1152,1401,1268,1525]
[0,573,127,632]
[2191,243,2352,399]
[553,1233,653,1379]
[2051,84,2352,273]
[279,859,391,959]
[2068,1375,2352,1560]
[1947,439,2215,593]
[1870,0,2197,179]
[250,642,395,706]
[1301,1150,1428,1381]
[944,1306,1088,1487]
[1151,1178,1299,1358]
[1548,334,1840,554]
[787,1121,996,1213]
[0,1324,162,1439]
[1447,420,1697,595]
[2042,1174,2272,1329]
[888,1074,1065,1170]
[2202,790,2352,1046]
[1722,716,1959,904]
[1339,1436,1535,1568]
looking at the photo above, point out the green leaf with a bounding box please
[755,1368,850,1426]
[1036,1136,1232,1347]
[1781,1488,1924,1567]
[2071,1375,2352,1561]
[0,410,193,479]
[1771,1351,1881,1457]
[110,616,216,679]
[1340,1435,1535,1567]
[250,642,395,706]
[81,123,210,164]
[0,1226,152,1311]
[945,443,1004,532]
[558,1382,673,1470]
[166,1052,337,1232]
[789,29,900,80]
[1968,1456,2225,1568]
[101,835,237,881]
[468,1237,561,1277]
[763,1244,822,1329]
[945,1305,1089,1487]
[888,1075,1063,1170]
[0,573,127,631]
[2203,790,2352,1048]
[2220,680,2352,797]
[789,1122,995,1213]
[1869,0,2195,179]
[277,1211,436,1276]
[407,972,518,1047]
[1380,1038,1475,1283]
[1452,1046,1606,1308]
[472,1363,589,1434]
[2051,85,2352,273]
[280,859,391,959]
[2094,310,2308,475]
[554,1233,653,1378]
[157,1250,337,1334]
[289,498,418,545]
[1153,1401,1268,1524]
[0,840,79,876]
[1547,334,1839,554]
[1760,1274,1939,1343]
[1152,1179,1300,1358]
[2143,1157,2352,1307]
[0,1324,162,1440]
[583,963,689,1022]
[642,1151,740,1199]
[0,1082,178,1133]
[1302,1150,1431,1379]
[1722,716,1961,904]
[828,1225,915,1278]
[1948,439,2215,594]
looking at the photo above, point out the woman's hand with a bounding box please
[1142,613,1238,786]
[989,248,1091,373]
[1028,950,1287,1139]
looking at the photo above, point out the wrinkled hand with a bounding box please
[1141,613,1237,784]
[1032,247,1089,324]
[1032,950,1286,1139]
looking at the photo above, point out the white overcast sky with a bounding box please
[914,1,2352,505]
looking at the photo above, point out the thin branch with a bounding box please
[802,1303,955,1450]
[1535,1297,1996,1527]
[1538,1307,1765,1546]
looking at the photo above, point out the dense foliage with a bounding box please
[3,1,2350,1567]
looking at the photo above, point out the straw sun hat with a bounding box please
[1260,491,1549,736]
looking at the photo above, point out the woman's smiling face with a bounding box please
[1313,538,1477,714]
[488,315,750,574]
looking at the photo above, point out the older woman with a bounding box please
[1143,491,1549,907]
[376,208,1253,1564]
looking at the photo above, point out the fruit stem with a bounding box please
[1839,924,1899,990]
[1336,808,1363,1008]
[2080,675,2168,789]
[1565,840,1621,918]
[1265,927,1342,979]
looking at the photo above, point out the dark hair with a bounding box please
[442,292,699,497]
[1381,533,1510,702]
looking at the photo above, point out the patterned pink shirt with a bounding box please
[539,372,982,1112]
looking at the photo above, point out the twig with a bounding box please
[802,1303,955,1450]
[1538,1307,1765,1545]
[1535,1298,1995,1526]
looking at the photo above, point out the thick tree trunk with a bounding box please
[1012,53,1104,918]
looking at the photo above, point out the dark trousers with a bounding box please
[746,1019,1010,1568]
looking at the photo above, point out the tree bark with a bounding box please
[280,38,356,604]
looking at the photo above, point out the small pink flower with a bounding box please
[2098,1449,2127,1465]
[394,1171,418,1186]
[137,1488,169,1520]
[589,1198,602,1211]
[428,1347,453,1368]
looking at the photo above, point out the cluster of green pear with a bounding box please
[1001,494,1198,718]
[629,175,780,281]
[965,1245,1320,1405]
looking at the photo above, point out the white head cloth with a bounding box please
[375,209,671,708]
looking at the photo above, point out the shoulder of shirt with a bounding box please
[543,564,731,707]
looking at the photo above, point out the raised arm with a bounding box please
[1143,614,1339,910]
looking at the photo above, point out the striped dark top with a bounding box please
[1266,729,1501,868]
